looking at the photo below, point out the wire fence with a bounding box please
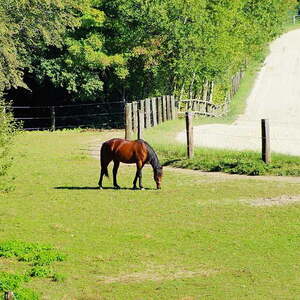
[184,115,300,159]
[195,121,300,142]
[10,101,125,130]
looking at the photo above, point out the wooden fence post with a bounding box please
[167,95,172,120]
[125,103,132,140]
[50,106,55,131]
[132,102,138,132]
[157,97,162,124]
[4,291,14,300]
[140,99,145,114]
[137,110,144,140]
[151,97,157,126]
[186,112,194,159]
[139,99,145,130]
[171,96,176,120]
[162,96,167,122]
[261,119,271,164]
[145,98,151,128]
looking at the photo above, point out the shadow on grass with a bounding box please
[54,186,156,191]
[162,159,182,166]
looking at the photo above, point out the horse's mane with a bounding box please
[138,140,161,171]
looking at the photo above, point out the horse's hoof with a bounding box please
[132,186,138,190]
[99,186,103,190]
[114,185,121,190]
[140,187,145,191]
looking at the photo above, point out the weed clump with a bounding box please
[160,147,300,176]
[0,241,66,299]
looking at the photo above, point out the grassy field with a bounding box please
[1,130,300,299]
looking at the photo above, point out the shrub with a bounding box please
[0,99,18,192]
[0,240,66,299]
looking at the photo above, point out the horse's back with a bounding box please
[101,138,148,163]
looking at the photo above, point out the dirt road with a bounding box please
[177,29,300,156]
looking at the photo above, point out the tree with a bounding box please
[1,0,296,104]
[0,0,78,94]
[0,0,78,189]
[35,0,128,102]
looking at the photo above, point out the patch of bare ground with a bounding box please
[247,195,300,207]
[97,266,218,284]
[86,139,300,184]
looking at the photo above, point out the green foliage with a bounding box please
[0,100,18,192]
[27,266,52,278]
[51,273,66,282]
[0,240,66,299]
[0,0,78,93]
[0,240,66,267]
[7,0,294,103]
[159,146,300,176]
[0,272,38,300]
[36,0,128,101]
[98,0,297,101]
[0,272,28,292]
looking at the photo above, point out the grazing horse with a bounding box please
[98,138,163,190]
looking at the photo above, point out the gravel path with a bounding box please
[177,29,300,156]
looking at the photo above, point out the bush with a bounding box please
[0,240,66,299]
[0,99,18,192]
[159,146,300,177]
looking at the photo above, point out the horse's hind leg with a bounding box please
[98,169,105,189]
[98,159,111,189]
[113,160,121,189]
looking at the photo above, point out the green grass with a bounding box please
[139,27,300,176]
[1,130,300,299]
[140,119,300,176]
[0,240,65,299]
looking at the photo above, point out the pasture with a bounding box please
[1,130,300,299]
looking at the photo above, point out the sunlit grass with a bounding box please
[1,131,300,299]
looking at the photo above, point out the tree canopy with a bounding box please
[0,0,297,103]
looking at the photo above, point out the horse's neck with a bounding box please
[144,141,160,169]
[149,156,160,170]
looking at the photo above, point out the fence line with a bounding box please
[233,119,300,126]
[9,101,123,109]
[184,117,299,162]
[178,70,244,117]
[178,99,226,117]
[125,95,177,139]
[8,102,125,130]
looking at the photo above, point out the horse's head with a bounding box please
[154,166,163,189]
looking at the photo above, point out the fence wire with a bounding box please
[10,102,125,130]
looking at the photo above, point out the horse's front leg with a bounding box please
[133,161,144,190]
[113,161,121,189]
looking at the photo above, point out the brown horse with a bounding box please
[98,138,163,190]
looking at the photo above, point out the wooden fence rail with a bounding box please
[178,99,226,117]
[125,95,177,139]
[178,70,244,117]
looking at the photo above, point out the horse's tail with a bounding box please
[100,143,109,177]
